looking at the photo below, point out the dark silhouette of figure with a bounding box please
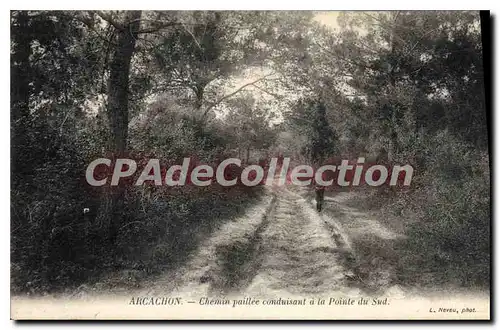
[315,185,325,212]
[307,98,337,213]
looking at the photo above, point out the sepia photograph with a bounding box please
[9,9,491,320]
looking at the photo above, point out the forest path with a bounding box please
[42,183,410,301]
[137,184,405,299]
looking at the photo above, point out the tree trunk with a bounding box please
[105,11,141,248]
[194,83,205,111]
[106,10,142,155]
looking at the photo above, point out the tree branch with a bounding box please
[137,22,181,34]
[252,84,285,101]
[202,73,275,119]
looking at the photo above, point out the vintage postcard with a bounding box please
[10,10,490,320]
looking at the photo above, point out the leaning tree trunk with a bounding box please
[104,10,142,248]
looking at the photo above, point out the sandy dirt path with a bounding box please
[136,185,359,299]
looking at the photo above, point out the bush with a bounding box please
[394,130,490,287]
